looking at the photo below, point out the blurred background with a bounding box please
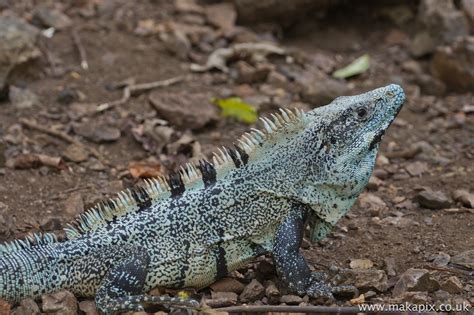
[0,0,473,313]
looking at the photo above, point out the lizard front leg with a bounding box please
[273,205,357,301]
[94,245,198,314]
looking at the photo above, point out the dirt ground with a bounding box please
[0,0,473,314]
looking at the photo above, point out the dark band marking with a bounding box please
[167,172,185,197]
[198,160,216,187]
[131,187,152,210]
[215,228,228,280]
[234,145,249,165]
[215,246,228,280]
[227,147,241,168]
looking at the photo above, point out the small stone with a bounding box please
[73,122,121,143]
[280,294,302,305]
[267,70,288,88]
[393,291,432,304]
[431,252,450,266]
[256,260,275,277]
[264,281,280,304]
[358,193,387,216]
[235,61,271,84]
[12,298,40,315]
[64,193,84,217]
[349,294,365,305]
[392,268,440,296]
[206,291,238,307]
[441,276,463,294]
[0,299,11,315]
[336,269,388,292]
[33,5,73,30]
[367,176,383,190]
[452,189,474,208]
[414,189,451,209]
[432,36,474,93]
[175,0,204,14]
[239,279,265,303]
[9,86,39,109]
[298,71,348,106]
[384,257,397,277]
[410,31,436,57]
[78,300,99,315]
[149,91,217,130]
[434,289,451,303]
[40,216,62,231]
[451,250,474,269]
[62,144,89,162]
[405,161,428,177]
[204,3,236,31]
[57,88,84,105]
[401,60,423,74]
[0,16,40,90]
[42,290,77,315]
[210,277,245,294]
[461,0,474,31]
[350,259,374,270]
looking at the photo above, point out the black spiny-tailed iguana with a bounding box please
[0,84,406,314]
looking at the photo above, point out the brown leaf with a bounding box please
[128,162,165,179]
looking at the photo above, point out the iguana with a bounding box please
[0,84,406,314]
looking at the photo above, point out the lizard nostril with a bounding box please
[386,91,395,98]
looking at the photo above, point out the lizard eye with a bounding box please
[356,107,368,120]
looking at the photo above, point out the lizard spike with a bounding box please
[245,132,260,145]
[286,108,297,120]
[271,113,284,127]
[279,108,290,122]
[242,134,255,147]
[259,117,273,133]
[250,128,266,139]
[238,139,252,152]
[213,152,224,164]
[265,116,278,130]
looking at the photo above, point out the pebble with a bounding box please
[149,91,217,130]
[41,290,78,315]
[239,279,265,303]
[392,268,440,296]
[12,298,40,315]
[432,36,474,93]
[62,144,89,163]
[210,277,245,294]
[57,88,84,105]
[204,2,236,31]
[206,291,238,307]
[9,86,40,109]
[73,122,121,143]
[235,61,271,84]
[452,189,474,208]
[405,161,428,177]
[336,269,388,292]
[350,259,374,270]
[280,294,303,305]
[384,257,397,277]
[431,252,450,266]
[33,5,73,30]
[297,70,349,106]
[264,280,280,304]
[414,189,451,209]
[0,16,40,90]
[451,250,474,269]
[64,193,84,217]
[78,300,99,315]
[441,276,464,294]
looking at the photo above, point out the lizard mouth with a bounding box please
[368,129,385,151]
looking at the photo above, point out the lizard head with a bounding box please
[295,84,405,240]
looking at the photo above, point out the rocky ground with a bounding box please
[0,0,473,314]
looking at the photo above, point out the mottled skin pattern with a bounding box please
[0,84,405,314]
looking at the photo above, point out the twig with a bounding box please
[72,28,89,70]
[96,75,184,113]
[19,118,102,160]
[211,305,400,314]
[20,118,81,145]
[425,264,474,276]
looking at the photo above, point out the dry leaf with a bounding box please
[129,162,165,179]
